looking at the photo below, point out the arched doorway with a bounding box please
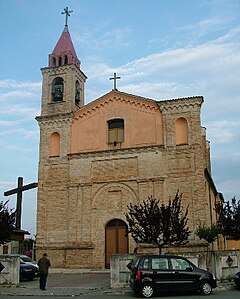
[105,219,128,269]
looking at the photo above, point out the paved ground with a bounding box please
[0,270,236,297]
[0,271,131,297]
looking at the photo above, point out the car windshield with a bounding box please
[21,256,34,263]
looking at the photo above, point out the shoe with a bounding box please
[42,288,46,290]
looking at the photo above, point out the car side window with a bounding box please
[170,258,192,271]
[142,258,149,270]
[151,258,169,270]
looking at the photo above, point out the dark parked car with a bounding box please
[20,261,39,281]
[127,255,217,298]
[234,271,240,289]
[0,254,39,281]
[19,255,39,270]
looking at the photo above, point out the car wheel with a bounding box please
[141,284,154,298]
[199,281,212,295]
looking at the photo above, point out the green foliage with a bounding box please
[0,201,16,244]
[215,197,240,240]
[125,191,191,252]
[196,224,221,244]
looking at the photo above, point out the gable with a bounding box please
[71,91,163,153]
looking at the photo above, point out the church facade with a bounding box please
[36,21,222,269]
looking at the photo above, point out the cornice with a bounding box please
[36,112,73,123]
[73,91,159,121]
[41,64,87,80]
[158,96,203,113]
[68,144,164,159]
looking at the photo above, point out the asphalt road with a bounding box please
[0,272,239,298]
[0,289,240,298]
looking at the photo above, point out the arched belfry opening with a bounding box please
[105,219,128,269]
[75,80,81,106]
[52,77,64,102]
[64,55,68,65]
[52,57,56,67]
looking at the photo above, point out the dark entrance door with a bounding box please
[105,219,128,269]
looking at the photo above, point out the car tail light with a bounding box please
[136,269,141,281]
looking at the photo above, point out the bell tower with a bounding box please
[36,7,87,163]
[40,7,87,117]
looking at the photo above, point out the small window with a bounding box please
[52,57,56,67]
[108,119,124,144]
[59,57,62,66]
[64,55,68,65]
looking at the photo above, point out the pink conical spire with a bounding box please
[53,26,78,57]
[49,26,80,68]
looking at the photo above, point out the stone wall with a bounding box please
[0,256,19,286]
[110,250,240,288]
[36,90,218,269]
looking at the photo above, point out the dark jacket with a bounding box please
[37,256,51,274]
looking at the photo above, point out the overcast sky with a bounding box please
[0,0,239,238]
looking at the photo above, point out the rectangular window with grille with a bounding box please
[108,119,124,143]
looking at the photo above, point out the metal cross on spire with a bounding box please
[109,73,121,91]
[61,7,73,27]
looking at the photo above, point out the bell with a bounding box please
[75,92,80,100]
[75,90,80,105]
[53,88,62,101]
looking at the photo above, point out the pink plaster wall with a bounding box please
[71,93,163,153]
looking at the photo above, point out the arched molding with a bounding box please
[105,218,128,228]
[92,182,137,209]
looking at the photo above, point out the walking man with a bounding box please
[37,253,51,290]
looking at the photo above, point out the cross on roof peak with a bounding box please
[109,72,121,91]
[61,7,73,27]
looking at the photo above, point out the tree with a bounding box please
[196,224,221,244]
[0,200,16,244]
[125,191,190,253]
[195,223,221,270]
[215,197,240,240]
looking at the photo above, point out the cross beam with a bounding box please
[4,177,38,230]
[109,72,121,91]
[61,7,73,27]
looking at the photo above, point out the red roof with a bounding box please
[52,27,78,59]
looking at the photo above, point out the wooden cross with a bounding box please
[4,177,38,230]
[110,73,121,91]
[61,7,73,27]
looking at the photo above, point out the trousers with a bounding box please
[39,273,48,290]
